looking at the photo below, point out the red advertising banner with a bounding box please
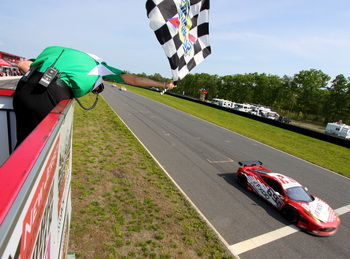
[20,137,59,258]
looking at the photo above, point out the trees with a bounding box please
[177,73,220,99]
[274,75,296,112]
[135,68,349,124]
[291,69,331,120]
[325,75,350,123]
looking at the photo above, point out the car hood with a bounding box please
[301,197,337,223]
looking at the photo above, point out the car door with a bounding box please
[258,176,285,209]
[246,174,278,206]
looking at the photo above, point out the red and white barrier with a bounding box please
[0,89,74,259]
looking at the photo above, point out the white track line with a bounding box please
[103,94,350,258]
[104,98,238,257]
[335,204,350,215]
[229,204,350,256]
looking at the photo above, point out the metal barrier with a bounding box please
[0,88,74,258]
[167,92,350,148]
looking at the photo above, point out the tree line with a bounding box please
[135,69,350,125]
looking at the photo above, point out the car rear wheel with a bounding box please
[282,206,299,223]
[237,174,248,188]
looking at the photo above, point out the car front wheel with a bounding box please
[282,205,299,223]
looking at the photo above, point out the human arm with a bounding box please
[121,73,176,90]
[17,60,33,74]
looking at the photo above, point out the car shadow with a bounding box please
[218,172,293,226]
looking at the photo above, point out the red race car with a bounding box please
[236,161,340,236]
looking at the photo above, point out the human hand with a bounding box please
[165,81,176,90]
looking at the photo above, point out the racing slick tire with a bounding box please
[237,174,248,188]
[282,205,299,223]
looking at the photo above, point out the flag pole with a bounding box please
[160,88,168,95]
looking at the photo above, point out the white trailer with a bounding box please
[325,122,350,139]
[233,103,253,113]
[211,98,235,108]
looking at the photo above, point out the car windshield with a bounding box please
[285,186,313,202]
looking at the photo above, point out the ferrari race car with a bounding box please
[236,161,340,236]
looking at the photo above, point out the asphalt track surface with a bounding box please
[103,86,350,259]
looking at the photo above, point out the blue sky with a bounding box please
[1,0,350,80]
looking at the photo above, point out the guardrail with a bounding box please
[165,91,350,149]
[0,88,74,258]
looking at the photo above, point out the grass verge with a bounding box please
[69,84,349,258]
[125,85,350,178]
[69,93,233,258]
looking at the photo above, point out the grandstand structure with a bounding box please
[0,50,25,77]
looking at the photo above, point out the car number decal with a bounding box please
[247,175,284,209]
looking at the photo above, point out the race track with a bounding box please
[102,85,350,259]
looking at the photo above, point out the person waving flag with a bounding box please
[146,0,211,86]
[13,46,175,146]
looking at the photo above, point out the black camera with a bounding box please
[92,83,104,94]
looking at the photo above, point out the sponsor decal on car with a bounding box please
[247,175,284,209]
[301,197,337,223]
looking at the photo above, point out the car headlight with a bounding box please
[303,209,320,224]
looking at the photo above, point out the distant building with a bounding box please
[0,50,25,76]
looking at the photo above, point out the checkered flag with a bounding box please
[146,0,211,85]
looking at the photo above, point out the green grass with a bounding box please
[69,93,233,258]
[69,84,349,258]
[125,85,350,178]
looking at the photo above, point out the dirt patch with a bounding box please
[290,120,325,132]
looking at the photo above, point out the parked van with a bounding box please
[211,98,235,108]
[325,122,350,139]
[233,103,253,113]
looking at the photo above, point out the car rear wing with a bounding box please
[238,161,263,166]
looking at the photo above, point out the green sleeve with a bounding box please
[101,63,126,83]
